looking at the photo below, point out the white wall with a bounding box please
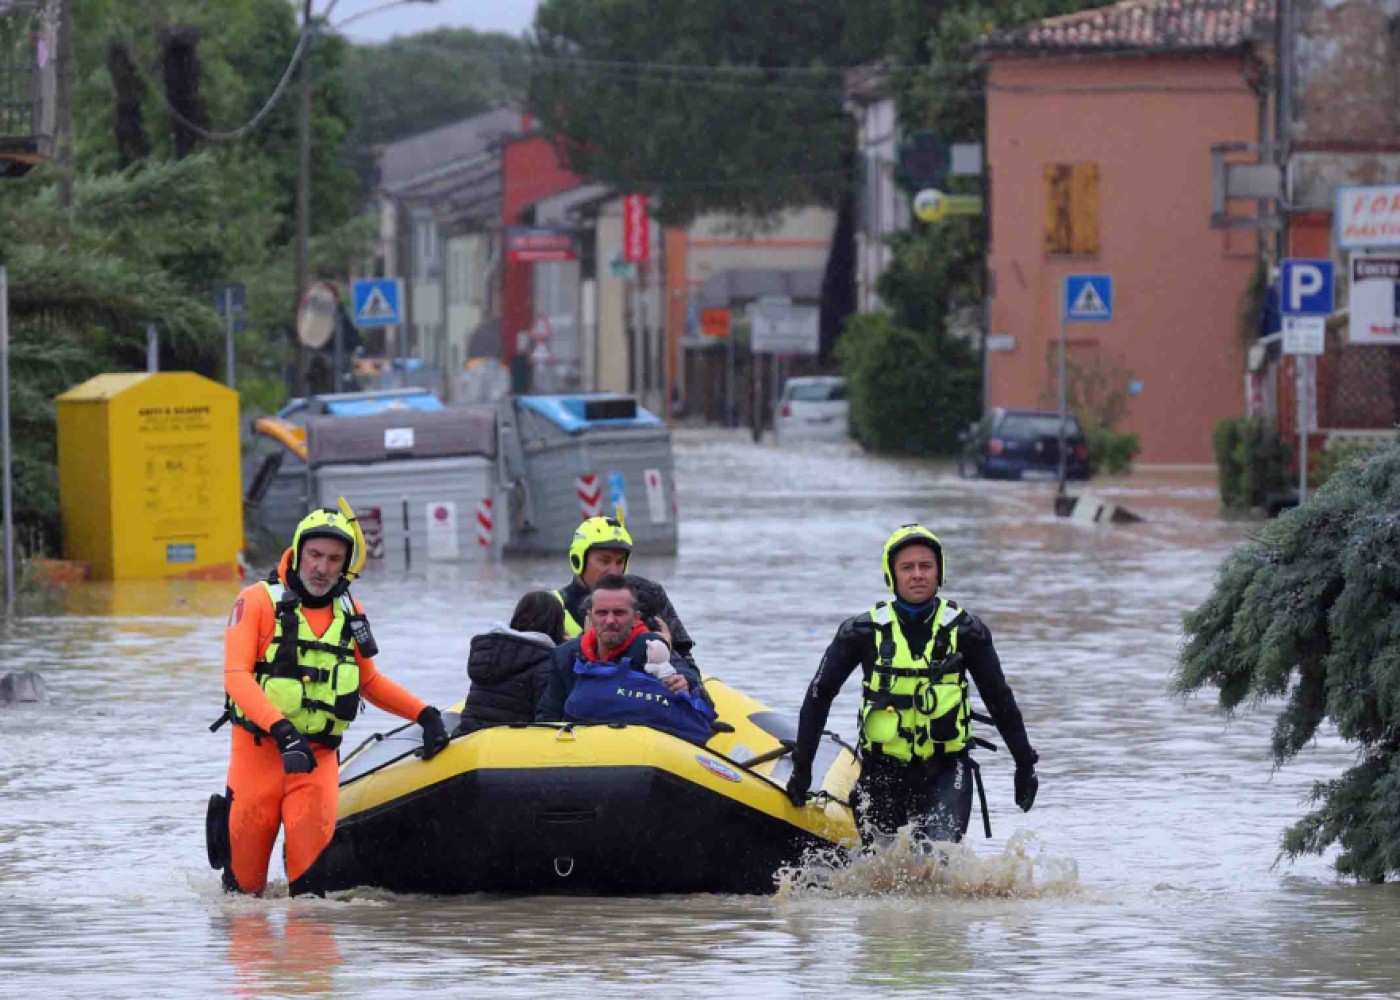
[854,96,910,312]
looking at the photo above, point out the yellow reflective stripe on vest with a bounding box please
[231,583,361,739]
[858,599,968,761]
[555,590,584,639]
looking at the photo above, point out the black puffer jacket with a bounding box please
[454,627,557,735]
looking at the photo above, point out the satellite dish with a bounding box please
[297,283,339,350]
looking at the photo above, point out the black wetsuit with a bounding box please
[793,600,1036,844]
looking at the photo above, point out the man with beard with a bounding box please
[536,575,711,743]
[211,507,449,896]
[553,516,699,672]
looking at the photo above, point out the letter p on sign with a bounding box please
[1281,259,1335,316]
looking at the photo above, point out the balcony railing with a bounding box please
[0,0,57,174]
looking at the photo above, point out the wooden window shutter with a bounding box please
[1043,162,1099,255]
[1071,163,1099,254]
[1044,164,1072,254]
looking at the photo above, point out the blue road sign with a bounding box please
[1064,275,1113,322]
[212,282,246,315]
[1280,259,1335,316]
[351,278,403,328]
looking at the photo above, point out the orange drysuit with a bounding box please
[222,550,427,894]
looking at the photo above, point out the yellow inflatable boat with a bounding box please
[310,678,860,894]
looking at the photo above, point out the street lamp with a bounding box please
[293,0,439,395]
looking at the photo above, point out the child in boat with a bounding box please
[454,592,565,736]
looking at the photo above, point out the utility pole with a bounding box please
[1275,0,1293,264]
[55,0,74,209]
[2,266,14,620]
[293,0,316,396]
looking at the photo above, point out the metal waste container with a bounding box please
[56,372,243,580]
[498,394,678,557]
[308,406,500,564]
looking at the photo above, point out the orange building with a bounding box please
[981,0,1274,464]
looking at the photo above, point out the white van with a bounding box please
[774,376,849,444]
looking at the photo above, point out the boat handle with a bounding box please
[554,857,575,878]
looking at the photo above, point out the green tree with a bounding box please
[1175,438,1400,881]
[0,158,228,550]
[528,0,890,224]
[337,28,528,191]
[0,0,378,557]
[837,311,979,455]
[73,0,359,238]
[341,28,527,147]
[856,0,1119,414]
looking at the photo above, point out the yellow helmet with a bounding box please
[882,524,946,593]
[568,516,633,575]
[291,507,358,575]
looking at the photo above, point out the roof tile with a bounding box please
[983,0,1275,54]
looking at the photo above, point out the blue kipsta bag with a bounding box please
[564,658,716,745]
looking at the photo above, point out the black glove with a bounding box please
[418,706,449,761]
[1014,763,1039,812]
[270,719,317,774]
[785,761,812,807]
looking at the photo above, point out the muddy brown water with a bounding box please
[2,429,1394,999]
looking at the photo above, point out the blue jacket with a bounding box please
[536,631,703,724]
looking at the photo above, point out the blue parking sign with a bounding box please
[1280,259,1335,316]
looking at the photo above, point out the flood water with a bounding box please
[3,428,1398,999]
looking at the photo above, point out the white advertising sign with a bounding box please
[1337,186,1400,250]
[425,501,459,560]
[750,303,820,355]
[1348,255,1400,345]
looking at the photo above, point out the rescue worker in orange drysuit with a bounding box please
[210,507,448,896]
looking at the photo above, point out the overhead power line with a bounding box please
[349,36,1274,99]
[114,20,313,142]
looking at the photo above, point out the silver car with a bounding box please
[775,376,849,444]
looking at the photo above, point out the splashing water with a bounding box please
[774,829,1082,902]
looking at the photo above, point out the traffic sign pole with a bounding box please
[333,297,345,393]
[1058,281,1068,495]
[1293,354,1304,501]
[224,285,236,389]
[1,266,13,619]
[1279,259,1335,507]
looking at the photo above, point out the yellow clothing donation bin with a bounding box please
[56,372,242,580]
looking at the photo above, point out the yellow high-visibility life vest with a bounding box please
[230,582,362,742]
[858,599,968,762]
[555,590,584,639]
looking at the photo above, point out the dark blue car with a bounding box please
[958,408,1091,481]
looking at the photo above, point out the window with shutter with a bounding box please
[1044,162,1099,255]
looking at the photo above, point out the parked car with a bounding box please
[775,376,849,444]
[958,408,1090,480]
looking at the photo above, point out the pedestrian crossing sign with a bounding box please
[1063,275,1113,322]
[351,278,404,328]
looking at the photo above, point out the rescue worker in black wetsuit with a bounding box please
[785,524,1039,845]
